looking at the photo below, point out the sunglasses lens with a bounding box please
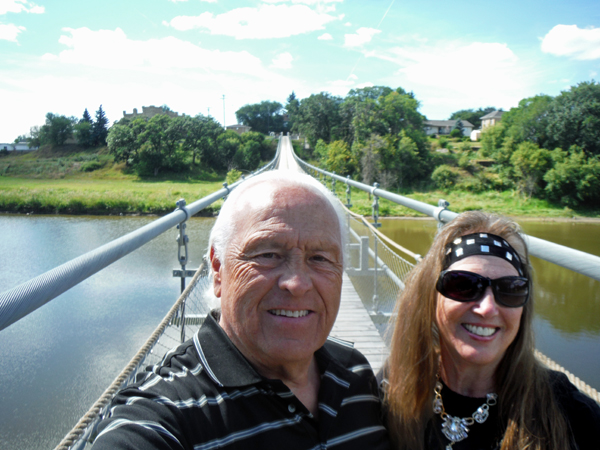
[494,277,529,307]
[440,271,483,302]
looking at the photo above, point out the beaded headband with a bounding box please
[443,232,524,276]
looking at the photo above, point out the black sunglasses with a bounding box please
[436,270,529,308]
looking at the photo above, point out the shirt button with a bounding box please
[288,404,296,413]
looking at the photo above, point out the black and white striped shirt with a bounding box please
[93,311,390,450]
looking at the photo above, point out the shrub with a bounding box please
[431,164,458,190]
[226,169,242,185]
[81,160,103,172]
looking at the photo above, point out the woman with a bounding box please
[381,211,600,450]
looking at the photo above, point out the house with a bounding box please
[122,105,181,121]
[481,110,504,130]
[0,141,38,152]
[225,124,251,135]
[424,120,474,137]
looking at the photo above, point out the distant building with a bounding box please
[0,141,38,151]
[470,129,482,141]
[122,105,181,121]
[424,120,474,137]
[481,110,504,130]
[226,124,251,135]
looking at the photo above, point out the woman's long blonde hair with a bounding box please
[384,211,571,449]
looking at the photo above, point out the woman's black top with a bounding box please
[423,371,600,450]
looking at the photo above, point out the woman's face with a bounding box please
[436,255,524,374]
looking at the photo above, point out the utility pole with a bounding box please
[222,95,226,128]
[207,107,210,117]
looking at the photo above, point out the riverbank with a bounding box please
[2,176,599,219]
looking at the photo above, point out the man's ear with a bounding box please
[210,246,222,298]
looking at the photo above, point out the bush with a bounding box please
[438,136,449,149]
[431,164,458,190]
[226,169,242,185]
[81,160,103,172]
[450,128,462,139]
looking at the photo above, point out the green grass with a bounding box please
[326,181,599,219]
[0,177,226,215]
[2,143,599,219]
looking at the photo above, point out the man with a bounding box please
[93,171,390,449]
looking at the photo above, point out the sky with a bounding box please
[1,0,599,142]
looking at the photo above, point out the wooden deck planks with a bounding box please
[330,273,389,373]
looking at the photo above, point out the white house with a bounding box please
[0,141,38,151]
[424,120,474,137]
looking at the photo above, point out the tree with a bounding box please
[502,95,553,146]
[38,113,76,146]
[74,108,94,147]
[181,115,223,166]
[236,101,285,134]
[81,108,93,124]
[295,92,343,148]
[544,146,600,206]
[92,105,109,147]
[107,122,139,166]
[509,142,553,197]
[215,130,242,171]
[452,119,465,137]
[545,81,600,156]
[322,140,359,176]
[285,92,300,133]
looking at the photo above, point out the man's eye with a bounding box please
[311,255,329,263]
[258,253,276,259]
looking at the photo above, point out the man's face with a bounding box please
[212,184,343,374]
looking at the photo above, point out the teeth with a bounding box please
[270,309,309,318]
[464,324,496,337]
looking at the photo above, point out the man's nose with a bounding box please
[278,259,313,296]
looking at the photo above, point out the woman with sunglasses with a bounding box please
[380,211,600,450]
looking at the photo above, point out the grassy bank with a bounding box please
[0,177,226,215]
[1,145,598,219]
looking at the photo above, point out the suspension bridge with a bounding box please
[1,136,599,450]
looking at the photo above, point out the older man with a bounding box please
[93,171,390,449]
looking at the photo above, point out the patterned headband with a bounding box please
[443,232,524,276]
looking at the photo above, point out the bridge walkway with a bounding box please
[276,136,389,373]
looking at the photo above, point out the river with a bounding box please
[0,214,598,449]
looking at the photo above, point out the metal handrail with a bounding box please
[0,141,281,332]
[294,156,600,282]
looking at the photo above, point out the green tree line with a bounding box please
[24,106,110,148]
[108,114,273,176]
[470,81,600,207]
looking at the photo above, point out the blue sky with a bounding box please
[1,0,599,142]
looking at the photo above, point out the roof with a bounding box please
[480,110,504,120]
[424,120,474,128]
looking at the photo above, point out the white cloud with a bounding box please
[0,0,44,15]
[541,25,600,60]
[344,27,380,48]
[0,22,25,41]
[271,52,293,69]
[365,40,534,119]
[165,4,338,39]
[0,26,309,141]
[45,27,272,76]
[318,33,332,40]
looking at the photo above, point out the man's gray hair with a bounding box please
[207,170,348,267]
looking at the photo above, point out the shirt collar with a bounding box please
[193,309,263,387]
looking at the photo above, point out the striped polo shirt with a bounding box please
[93,310,390,450]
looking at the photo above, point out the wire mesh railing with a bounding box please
[55,261,216,450]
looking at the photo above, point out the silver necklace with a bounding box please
[433,381,498,450]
